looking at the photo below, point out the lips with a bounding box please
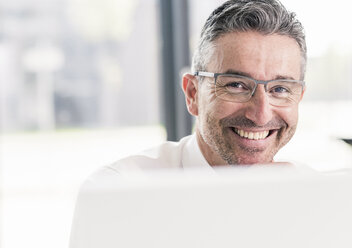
[232,128,270,140]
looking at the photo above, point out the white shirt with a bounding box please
[83,134,215,187]
[83,133,319,187]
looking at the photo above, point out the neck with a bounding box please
[195,129,228,167]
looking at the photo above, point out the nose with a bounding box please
[244,85,273,126]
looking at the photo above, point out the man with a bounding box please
[70,2,307,246]
[184,0,306,166]
[89,0,306,176]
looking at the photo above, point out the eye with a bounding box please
[269,85,291,98]
[224,81,249,93]
[227,82,244,88]
[216,75,253,95]
[271,86,289,93]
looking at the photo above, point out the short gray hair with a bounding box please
[192,0,307,80]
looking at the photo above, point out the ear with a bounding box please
[299,86,306,102]
[182,73,199,116]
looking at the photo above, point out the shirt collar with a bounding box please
[181,134,215,173]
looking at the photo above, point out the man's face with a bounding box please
[185,31,304,165]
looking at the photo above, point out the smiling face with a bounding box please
[183,31,304,165]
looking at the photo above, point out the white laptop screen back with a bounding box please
[70,167,352,248]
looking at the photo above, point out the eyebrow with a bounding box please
[222,69,296,81]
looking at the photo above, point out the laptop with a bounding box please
[70,166,352,248]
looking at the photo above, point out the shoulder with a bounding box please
[111,135,193,171]
[88,135,194,182]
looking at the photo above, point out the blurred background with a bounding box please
[0,0,352,247]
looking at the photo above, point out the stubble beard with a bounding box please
[200,113,297,165]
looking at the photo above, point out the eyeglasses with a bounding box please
[194,71,305,107]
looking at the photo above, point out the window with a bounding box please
[0,1,164,247]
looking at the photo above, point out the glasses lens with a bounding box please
[215,75,255,102]
[267,80,303,106]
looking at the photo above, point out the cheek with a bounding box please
[211,101,246,121]
[199,93,238,116]
[201,100,238,121]
[278,105,299,127]
[198,86,244,120]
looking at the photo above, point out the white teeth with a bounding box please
[234,128,269,140]
[239,130,245,137]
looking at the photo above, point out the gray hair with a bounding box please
[192,0,307,80]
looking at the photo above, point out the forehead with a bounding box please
[208,31,302,80]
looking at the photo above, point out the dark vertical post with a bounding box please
[159,0,192,141]
[159,0,177,141]
[172,0,193,141]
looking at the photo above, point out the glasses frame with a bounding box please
[194,71,305,104]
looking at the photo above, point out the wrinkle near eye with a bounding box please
[204,86,218,102]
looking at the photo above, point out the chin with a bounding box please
[235,159,272,165]
[229,152,275,165]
